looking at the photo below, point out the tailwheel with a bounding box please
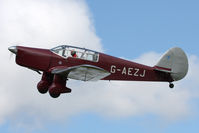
[169,83,174,89]
[49,87,61,98]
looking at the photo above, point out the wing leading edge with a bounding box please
[51,65,110,81]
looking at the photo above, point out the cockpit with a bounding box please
[51,45,99,62]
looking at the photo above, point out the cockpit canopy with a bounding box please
[51,45,99,62]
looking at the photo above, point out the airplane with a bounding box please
[8,45,188,98]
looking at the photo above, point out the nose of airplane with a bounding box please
[8,46,17,54]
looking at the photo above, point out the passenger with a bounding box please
[71,50,78,58]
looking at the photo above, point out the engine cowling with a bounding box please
[37,72,53,94]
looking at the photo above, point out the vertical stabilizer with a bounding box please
[155,47,188,81]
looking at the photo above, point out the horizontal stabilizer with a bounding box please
[154,66,172,73]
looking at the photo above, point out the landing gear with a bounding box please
[49,86,61,98]
[37,81,49,94]
[169,83,174,89]
[48,75,71,98]
[49,86,71,98]
[37,72,53,94]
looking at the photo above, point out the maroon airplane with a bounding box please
[8,45,188,98]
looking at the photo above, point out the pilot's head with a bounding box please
[71,50,76,56]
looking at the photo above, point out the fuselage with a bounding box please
[15,46,172,82]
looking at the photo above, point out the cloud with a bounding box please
[0,0,199,130]
[0,0,101,124]
[0,0,102,51]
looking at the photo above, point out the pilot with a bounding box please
[71,50,78,58]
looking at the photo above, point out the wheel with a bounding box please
[49,87,60,98]
[169,83,174,88]
[38,87,48,94]
[49,89,60,98]
[37,81,49,94]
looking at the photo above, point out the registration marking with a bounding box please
[110,65,146,77]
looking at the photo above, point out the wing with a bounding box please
[51,65,110,81]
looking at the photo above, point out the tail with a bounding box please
[154,47,188,81]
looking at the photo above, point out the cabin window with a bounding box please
[87,54,93,61]
[51,45,99,62]
[51,46,64,57]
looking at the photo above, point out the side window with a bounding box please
[93,54,98,62]
[84,51,99,62]
[54,49,63,56]
[87,54,93,61]
[76,52,82,58]
[80,52,87,59]
[62,49,66,57]
[68,48,86,59]
[63,48,69,57]
[68,48,80,58]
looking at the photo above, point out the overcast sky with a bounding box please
[0,0,199,133]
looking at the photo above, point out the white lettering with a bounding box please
[140,70,146,77]
[134,68,139,76]
[122,67,127,75]
[128,68,133,75]
[110,65,116,73]
[110,65,146,78]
